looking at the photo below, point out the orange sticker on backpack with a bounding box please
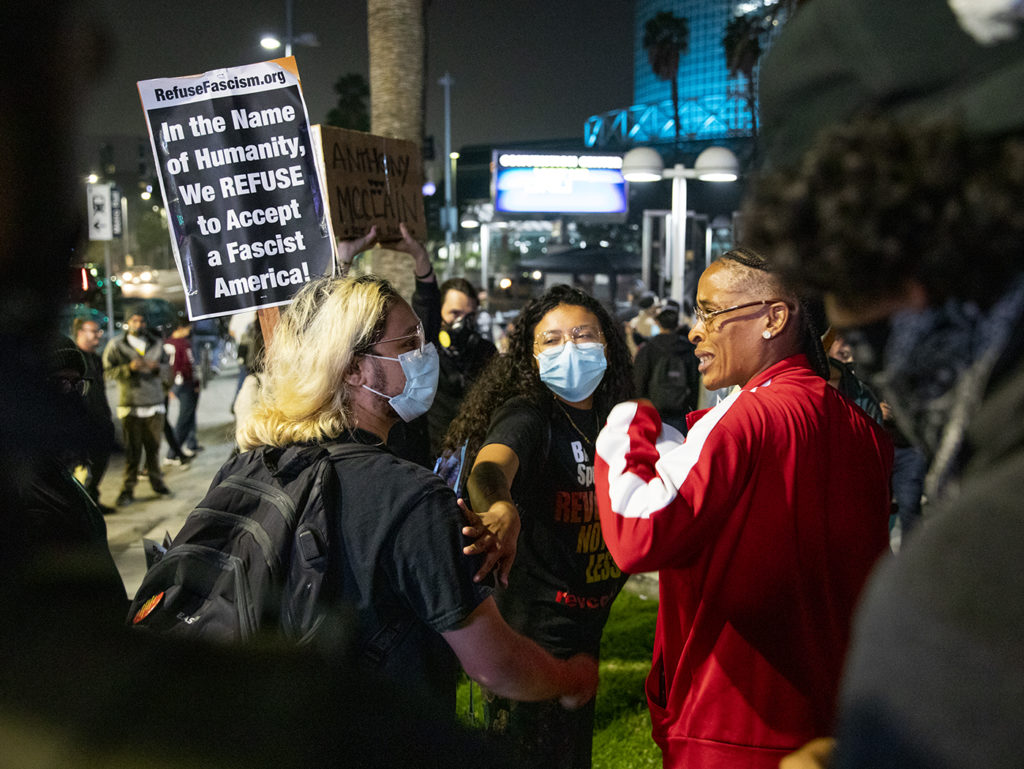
[132,591,165,624]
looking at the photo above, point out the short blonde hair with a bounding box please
[238,275,399,451]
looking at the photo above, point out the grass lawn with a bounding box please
[456,584,661,768]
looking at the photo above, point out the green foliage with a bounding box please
[642,11,690,81]
[721,0,804,137]
[722,0,805,81]
[455,586,662,768]
[594,590,660,768]
[642,10,689,149]
[325,72,370,132]
[722,14,763,80]
[591,706,661,769]
[599,589,658,661]
[135,202,171,264]
[455,673,486,726]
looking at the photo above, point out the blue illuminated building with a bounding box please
[585,1,786,150]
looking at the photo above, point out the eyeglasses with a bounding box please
[534,325,604,351]
[694,299,783,328]
[369,323,425,352]
[52,376,90,396]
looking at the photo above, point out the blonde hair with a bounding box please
[238,275,399,450]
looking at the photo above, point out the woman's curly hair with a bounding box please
[443,285,634,457]
[744,117,1024,311]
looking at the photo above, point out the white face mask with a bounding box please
[362,343,440,422]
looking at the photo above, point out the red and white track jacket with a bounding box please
[595,355,892,769]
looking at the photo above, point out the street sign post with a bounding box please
[87,182,117,335]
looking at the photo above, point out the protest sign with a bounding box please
[313,125,426,244]
[139,58,335,320]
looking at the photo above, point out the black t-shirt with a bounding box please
[482,397,628,658]
[333,430,491,709]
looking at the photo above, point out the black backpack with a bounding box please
[647,340,696,415]
[128,442,365,646]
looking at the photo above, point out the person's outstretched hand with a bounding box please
[458,498,520,587]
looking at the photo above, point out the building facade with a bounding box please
[585,0,788,149]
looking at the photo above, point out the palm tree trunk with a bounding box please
[366,0,424,295]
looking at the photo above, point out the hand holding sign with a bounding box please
[335,223,431,279]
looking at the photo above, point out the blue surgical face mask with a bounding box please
[535,342,607,403]
[362,343,440,422]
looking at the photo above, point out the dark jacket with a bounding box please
[632,329,699,431]
[835,319,1024,769]
[81,347,116,448]
[16,451,126,607]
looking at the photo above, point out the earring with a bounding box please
[762,330,772,339]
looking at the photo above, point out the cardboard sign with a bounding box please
[138,58,335,320]
[313,125,426,243]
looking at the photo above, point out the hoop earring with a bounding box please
[762,330,772,339]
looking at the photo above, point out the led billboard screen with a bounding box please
[493,152,627,216]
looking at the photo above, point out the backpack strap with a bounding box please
[266,443,329,482]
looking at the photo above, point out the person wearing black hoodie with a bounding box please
[632,300,699,435]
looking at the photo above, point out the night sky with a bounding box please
[84,0,636,157]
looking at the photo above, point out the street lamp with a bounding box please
[622,145,739,305]
[260,0,319,57]
[439,72,456,275]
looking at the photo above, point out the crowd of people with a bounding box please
[6,0,1024,768]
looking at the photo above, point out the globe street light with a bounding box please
[260,0,319,57]
[622,145,739,305]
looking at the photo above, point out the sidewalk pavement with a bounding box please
[99,365,242,599]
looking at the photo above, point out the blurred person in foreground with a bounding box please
[237,274,598,715]
[444,284,634,769]
[16,335,126,607]
[593,248,893,768]
[745,1,1024,767]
